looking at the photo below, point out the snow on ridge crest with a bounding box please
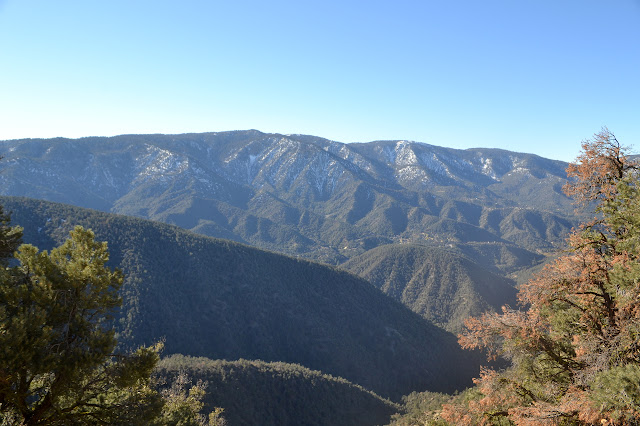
[394,141,418,167]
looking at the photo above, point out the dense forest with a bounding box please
[0,196,480,401]
[155,355,400,425]
[343,244,518,332]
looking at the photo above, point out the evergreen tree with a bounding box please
[0,205,23,263]
[442,129,640,425]
[0,226,164,425]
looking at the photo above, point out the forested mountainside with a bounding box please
[0,131,575,265]
[0,196,480,400]
[156,355,400,426]
[342,244,518,332]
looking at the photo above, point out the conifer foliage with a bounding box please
[0,224,166,425]
[442,129,640,425]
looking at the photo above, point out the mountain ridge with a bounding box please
[155,355,400,426]
[0,130,576,266]
[342,244,518,332]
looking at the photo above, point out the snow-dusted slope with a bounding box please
[0,130,575,265]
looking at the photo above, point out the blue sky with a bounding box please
[0,0,638,162]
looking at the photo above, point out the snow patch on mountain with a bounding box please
[479,157,499,180]
[396,165,429,183]
[507,156,532,176]
[324,143,374,173]
[394,141,418,167]
[134,145,189,183]
[417,152,451,178]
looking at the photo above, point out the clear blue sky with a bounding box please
[1,0,638,162]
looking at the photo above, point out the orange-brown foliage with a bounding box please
[564,127,636,205]
[443,129,640,425]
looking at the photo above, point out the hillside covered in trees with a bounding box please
[343,244,518,332]
[156,355,400,425]
[0,196,480,402]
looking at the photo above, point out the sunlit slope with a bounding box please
[343,244,518,332]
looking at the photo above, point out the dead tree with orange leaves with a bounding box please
[441,129,640,425]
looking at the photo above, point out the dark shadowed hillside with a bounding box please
[342,244,518,332]
[0,196,479,400]
[156,355,400,426]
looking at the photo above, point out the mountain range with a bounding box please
[0,130,576,268]
[0,130,579,352]
[0,131,581,421]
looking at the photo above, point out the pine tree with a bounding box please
[0,226,164,425]
[0,205,23,263]
[442,129,640,425]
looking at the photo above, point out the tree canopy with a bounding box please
[0,221,222,425]
[0,225,164,425]
[442,129,640,425]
